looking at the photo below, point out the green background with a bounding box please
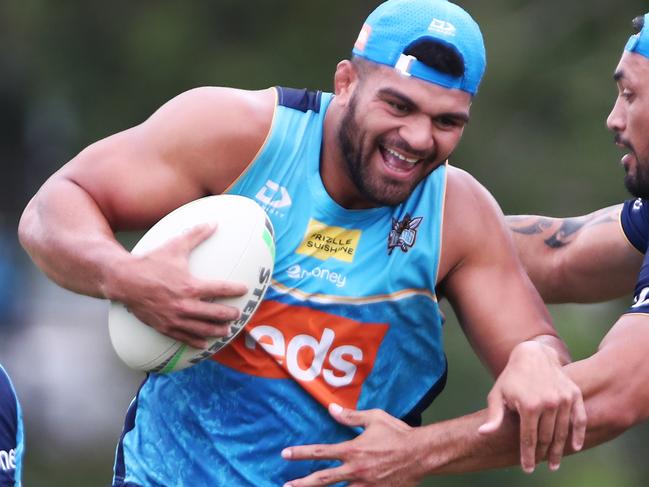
[0,1,647,485]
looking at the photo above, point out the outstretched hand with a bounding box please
[478,341,587,473]
[108,223,248,349]
[282,404,422,487]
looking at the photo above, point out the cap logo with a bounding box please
[354,23,372,53]
[427,18,456,37]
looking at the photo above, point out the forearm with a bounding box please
[412,339,574,476]
[411,409,520,476]
[563,316,649,447]
[412,324,649,477]
[19,178,131,299]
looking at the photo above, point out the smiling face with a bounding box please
[328,60,471,208]
[607,51,649,198]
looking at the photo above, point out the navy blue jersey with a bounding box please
[0,364,22,486]
[620,198,649,313]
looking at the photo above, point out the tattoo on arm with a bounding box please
[508,205,621,249]
[506,216,554,235]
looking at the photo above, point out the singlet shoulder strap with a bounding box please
[276,87,322,112]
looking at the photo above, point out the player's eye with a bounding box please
[621,89,635,101]
[436,116,463,129]
[386,100,410,114]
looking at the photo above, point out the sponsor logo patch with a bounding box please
[387,214,423,254]
[296,219,361,263]
[287,264,347,288]
[213,301,389,409]
[256,180,292,216]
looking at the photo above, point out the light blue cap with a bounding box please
[625,13,649,59]
[352,0,486,95]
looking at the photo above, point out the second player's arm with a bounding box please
[507,205,643,303]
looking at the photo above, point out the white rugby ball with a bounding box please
[108,194,275,373]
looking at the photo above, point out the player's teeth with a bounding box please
[385,147,418,164]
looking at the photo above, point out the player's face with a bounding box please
[337,65,471,207]
[607,51,649,198]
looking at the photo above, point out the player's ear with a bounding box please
[333,60,358,105]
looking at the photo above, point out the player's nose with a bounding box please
[606,97,626,133]
[398,114,434,154]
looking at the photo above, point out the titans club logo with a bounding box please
[387,214,423,254]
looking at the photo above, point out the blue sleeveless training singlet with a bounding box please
[113,87,448,486]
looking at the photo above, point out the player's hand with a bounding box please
[106,223,248,348]
[281,404,422,487]
[478,341,587,473]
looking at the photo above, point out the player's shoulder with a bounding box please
[622,198,649,222]
[275,86,324,112]
[621,198,649,253]
[440,164,510,265]
[134,86,277,186]
[445,164,502,219]
[152,86,276,135]
[0,365,17,407]
[0,364,18,431]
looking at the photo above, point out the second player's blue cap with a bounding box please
[352,0,486,95]
[625,13,649,59]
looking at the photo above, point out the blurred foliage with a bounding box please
[1,0,648,485]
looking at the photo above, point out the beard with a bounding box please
[618,136,649,198]
[337,94,437,207]
[624,158,649,198]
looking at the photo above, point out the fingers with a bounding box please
[177,317,232,338]
[328,403,372,428]
[536,407,558,464]
[545,402,569,471]
[162,328,210,350]
[157,319,231,349]
[570,395,587,452]
[282,464,352,487]
[136,301,237,349]
[177,222,217,252]
[178,299,241,322]
[542,390,587,472]
[519,391,586,473]
[518,405,541,474]
[197,280,248,298]
[281,405,380,464]
[478,392,505,434]
[282,441,347,463]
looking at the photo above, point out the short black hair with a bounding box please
[632,15,645,34]
[403,38,465,78]
[352,38,465,79]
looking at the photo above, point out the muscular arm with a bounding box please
[19,87,275,346]
[436,167,582,469]
[507,205,643,303]
[440,166,567,373]
[408,312,649,476]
